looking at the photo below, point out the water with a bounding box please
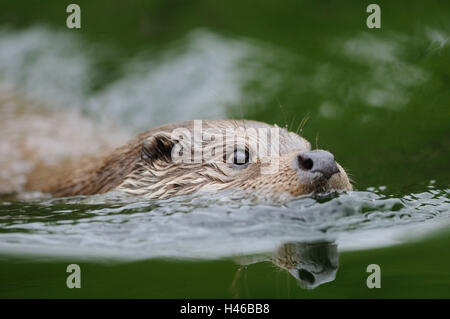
[0,0,449,298]
[1,186,449,261]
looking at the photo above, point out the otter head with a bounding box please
[118,120,352,201]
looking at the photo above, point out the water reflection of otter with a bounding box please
[235,241,338,290]
[272,241,338,289]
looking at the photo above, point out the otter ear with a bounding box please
[141,132,176,163]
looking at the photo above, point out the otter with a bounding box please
[21,120,352,201]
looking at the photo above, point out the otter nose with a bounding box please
[296,150,340,179]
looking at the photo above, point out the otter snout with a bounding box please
[296,150,339,180]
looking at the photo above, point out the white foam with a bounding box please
[0,27,290,133]
[0,26,292,192]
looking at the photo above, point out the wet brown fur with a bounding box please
[24,120,352,200]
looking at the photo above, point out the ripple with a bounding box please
[0,183,448,261]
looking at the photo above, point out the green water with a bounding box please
[0,0,449,298]
[2,230,449,298]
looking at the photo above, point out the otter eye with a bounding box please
[233,149,250,166]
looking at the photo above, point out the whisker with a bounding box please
[277,98,288,129]
[289,115,297,132]
[296,112,311,135]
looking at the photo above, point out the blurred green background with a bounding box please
[1,0,449,192]
[0,0,449,298]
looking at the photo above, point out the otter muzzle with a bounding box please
[296,150,339,180]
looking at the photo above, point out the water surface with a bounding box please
[0,0,449,298]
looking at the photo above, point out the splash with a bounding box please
[0,26,292,132]
[0,183,448,261]
[0,26,293,193]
